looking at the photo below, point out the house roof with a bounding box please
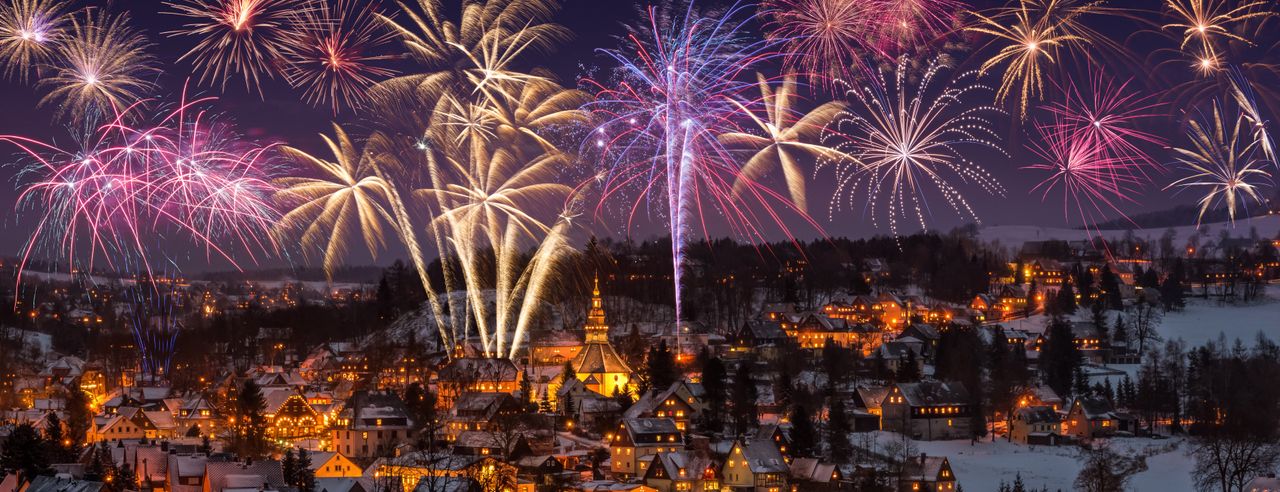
[737,438,788,474]
[739,320,787,340]
[897,381,970,407]
[438,357,518,382]
[572,342,632,375]
[1016,406,1062,425]
[901,455,950,481]
[623,418,679,438]
[23,476,104,492]
[204,460,286,492]
[650,451,716,482]
[789,458,838,483]
[1073,397,1115,419]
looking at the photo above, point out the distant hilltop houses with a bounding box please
[0,228,1278,491]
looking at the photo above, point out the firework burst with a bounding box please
[719,73,846,212]
[0,0,68,82]
[966,0,1094,118]
[283,0,398,113]
[760,0,875,87]
[824,56,1006,237]
[1044,71,1166,177]
[165,0,302,94]
[38,8,156,124]
[2,90,282,280]
[1024,122,1140,232]
[1166,102,1273,225]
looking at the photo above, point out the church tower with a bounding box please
[585,275,609,344]
[571,275,634,397]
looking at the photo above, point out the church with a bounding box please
[569,276,635,397]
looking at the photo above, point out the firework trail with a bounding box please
[824,56,1006,238]
[164,0,303,94]
[124,278,183,382]
[0,0,69,82]
[587,1,807,326]
[2,88,283,285]
[1166,102,1272,225]
[282,0,398,113]
[38,7,156,124]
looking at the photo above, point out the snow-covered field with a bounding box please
[867,432,1195,491]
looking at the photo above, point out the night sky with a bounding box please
[0,0,1267,272]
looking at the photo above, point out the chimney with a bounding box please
[919,452,926,463]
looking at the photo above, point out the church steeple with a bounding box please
[585,275,609,344]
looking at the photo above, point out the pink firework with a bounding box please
[1044,71,1167,180]
[1,87,282,279]
[870,0,966,56]
[760,0,965,87]
[1024,121,1143,234]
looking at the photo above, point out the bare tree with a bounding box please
[1075,447,1142,492]
[1127,298,1163,355]
[1192,435,1280,492]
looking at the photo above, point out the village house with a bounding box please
[202,459,287,492]
[880,381,972,441]
[623,380,706,432]
[609,418,683,478]
[778,312,883,355]
[897,454,957,492]
[788,458,842,491]
[641,451,720,492]
[444,392,525,443]
[373,452,516,492]
[1064,397,1123,440]
[435,358,521,409]
[1010,406,1063,445]
[310,451,367,478]
[731,320,791,359]
[332,391,414,458]
[720,438,789,492]
[263,388,323,444]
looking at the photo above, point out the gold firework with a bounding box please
[1166,104,1272,225]
[1163,0,1270,55]
[38,8,156,124]
[966,0,1091,118]
[164,0,302,93]
[0,0,68,82]
[275,124,396,277]
[375,0,566,99]
[719,73,846,212]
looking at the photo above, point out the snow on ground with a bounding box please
[1153,285,1280,349]
[868,431,1195,491]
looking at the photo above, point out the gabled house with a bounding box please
[1010,406,1063,445]
[609,418,683,478]
[91,407,158,442]
[788,458,842,490]
[202,459,286,492]
[897,454,957,492]
[623,380,705,432]
[642,451,719,492]
[720,438,788,492]
[310,451,366,478]
[1065,397,1119,440]
[880,381,972,441]
[435,358,520,408]
[262,388,323,442]
[331,391,415,458]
